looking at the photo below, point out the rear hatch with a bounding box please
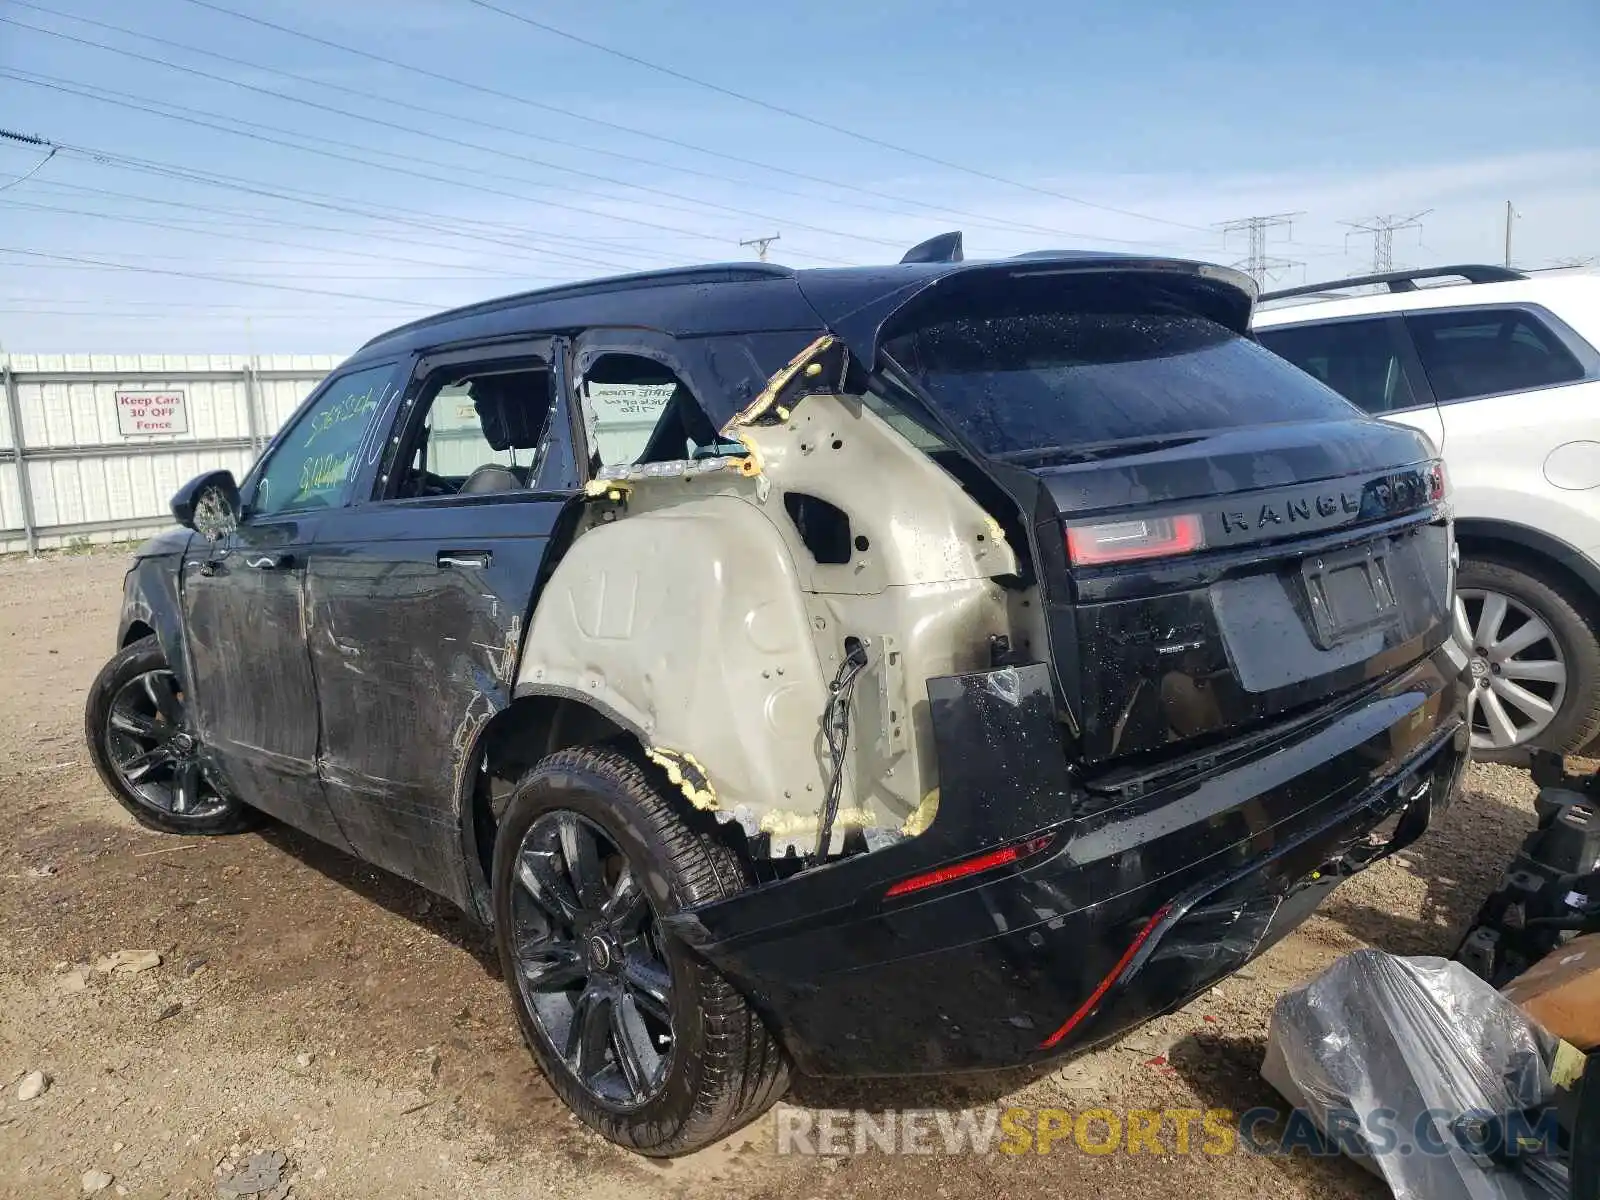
[869,264,1453,764]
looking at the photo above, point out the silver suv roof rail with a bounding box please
[1260,264,1528,302]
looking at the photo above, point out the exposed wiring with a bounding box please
[812,639,871,865]
[0,145,55,194]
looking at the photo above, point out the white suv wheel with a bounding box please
[1455,588,1568,751]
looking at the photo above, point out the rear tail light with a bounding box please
[1429,459,1449,503]
[1065,514,1205,566]
[883,834,1054,900]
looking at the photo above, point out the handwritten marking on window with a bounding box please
[299,451,355,495]
[304,387,378,448]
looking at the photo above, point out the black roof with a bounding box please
[359,252,1255,360]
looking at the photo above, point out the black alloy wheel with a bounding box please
[85,636,257,835]
[509,810,675,1108]
[491,746,789,1155]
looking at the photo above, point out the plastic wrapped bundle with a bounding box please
[1262,950,1567,1200]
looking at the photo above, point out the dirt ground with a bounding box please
[0,548,1542,1199]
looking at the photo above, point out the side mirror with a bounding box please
[171,469,241,541]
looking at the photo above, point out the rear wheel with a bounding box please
[84,636,258,835]
[1455,556,1600,761]
[491,746,788,1156]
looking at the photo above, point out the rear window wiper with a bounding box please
[994,434,1208,466]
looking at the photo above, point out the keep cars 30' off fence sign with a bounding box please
[115,389,189,436]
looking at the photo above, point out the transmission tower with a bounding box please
[1217,213,1302,286]
[1341,212,1431,272]
[739,233,781,262]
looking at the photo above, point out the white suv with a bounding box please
[1254,266,1600,761]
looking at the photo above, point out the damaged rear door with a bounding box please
[303,338,579,898]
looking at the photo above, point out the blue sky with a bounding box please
[1,0,1596,351]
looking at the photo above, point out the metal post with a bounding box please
[1,355,39,556]
[1504,200,1514,269]
[242,359,263,454]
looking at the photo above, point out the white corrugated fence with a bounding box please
[0,352,339,554]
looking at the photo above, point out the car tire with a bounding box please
[491,745,789,1156]
[84,636,260,835]
[1456,555,1600,763]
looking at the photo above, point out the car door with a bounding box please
[303,338,580,896]
[1255,314,1445,450]
[180,359,403,848]
[1405,303,1600,529]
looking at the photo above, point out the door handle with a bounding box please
[437,550,491,570]
[245,553,295,570]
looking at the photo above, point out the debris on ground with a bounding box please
[80,1169,113,1193]
[16,1069,49,1101]
[92,950,162,976]
[216,1149,288,1199]
[1264,949,1572,1199]
[55,963,92,993]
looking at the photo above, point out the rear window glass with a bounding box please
[883,309,1359,458]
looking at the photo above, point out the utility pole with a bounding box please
[1217,213,1302,287]
[1341,212,1430,273]
[1504,201,1519,268]
[739,233,780,263]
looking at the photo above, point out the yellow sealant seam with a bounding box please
[721,333,837,433]
[645,747,718,811]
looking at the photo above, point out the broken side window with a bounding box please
[579,354,739,471]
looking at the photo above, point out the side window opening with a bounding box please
[394,365,554,499]
[579,354,740,472]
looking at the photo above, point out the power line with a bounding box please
[464,0,1215,234]
[0,246,437,307]
[1218,213,1302,286]
[0,263,540,281]
[10,165,699,274]
[0,133,682,278]
[1341,212,1430,272]
[0,144,56,194]
[0,196,585,285]
[3,166,653,276]
[0,17,897,255]
[0,77,709,271]
[169,0,1210,252]
[0,53,768,260]
[8,0,1113,244]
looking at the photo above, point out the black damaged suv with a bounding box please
[87,235,1470,1155]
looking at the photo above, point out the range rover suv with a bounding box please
[86,234,1469,1155]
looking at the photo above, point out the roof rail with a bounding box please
[1260,264,1528,302]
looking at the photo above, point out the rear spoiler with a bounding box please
[796,257,1258,368]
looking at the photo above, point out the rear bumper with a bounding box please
[665,647,1469,1077]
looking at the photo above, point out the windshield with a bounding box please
[882,308,1360,460]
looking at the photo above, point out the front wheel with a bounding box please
[491,746,789,1156]
[84,636,258,835]
[1455,556,1600,762]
